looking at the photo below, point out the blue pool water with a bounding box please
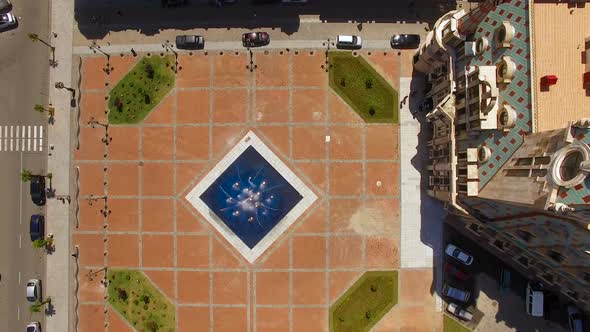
[200,146,303,249]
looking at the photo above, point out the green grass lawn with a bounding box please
[330,271,398,332]
[108,55,175,124]
[328,51,398,124]
[444,314,471,332]
[107,269,175,332]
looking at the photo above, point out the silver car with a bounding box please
[445,244,474,266]
[26,279,41,302]
[27,322,41,332]
[336,35,362,50]
[447,302,473,321]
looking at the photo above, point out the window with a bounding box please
[517,256,529,267]
[506,169,530,177]
[581,272,590,283]
[492,240,504,250]
[559,151,583,182]
[531,169,547,177]
[547,250,565,263]
[516,229,535,242]
[515,158,533,166]
[534,156,551,165]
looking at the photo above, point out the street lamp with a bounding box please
[246,48,257,72]
[87,116,112,146]
[55,82,77,108]
[162,40,178,73]
[89,42,111,74]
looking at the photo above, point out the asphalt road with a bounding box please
[0,0,50,330]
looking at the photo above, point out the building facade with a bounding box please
[414,0,590,311]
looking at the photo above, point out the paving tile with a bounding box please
[329,271,362,302]
[365,236,399,269]
[398,305,437,332]
[292,126,327,160]
[107,310,134,332]
[107,163,138,196]
[176,126,210,160]
[292,89,326,123]
[366,125,399,160]
[328,91,363,124]
[142,234,174,268]
[259,239,290,269]
[141,127,174,160]
[212,238,243,268]
[293,307,328,332]
[79,268,106,302]
[176,162,207,195]
[177,235,210,268]
[178,306,210,332]
[292,272,326,305]
[211,125,246,159]
[78,200,104,231]
[329,235,363,268]
[329,126,363,160]
[108,127,139,160]
[295,162,326,196]
[255,272,290,305]
[213,307,248,332]
[176,200,208,233]
[213,53,247,87]
[400,269,435,305]
[293,51,326,87]
[177,89,210,123]
[142,199,174,232]
[366,162,400,196]
[79,303,104,332]
[365,198,400,231]
[256,307,290,332]
[254,89,289,123]
[73,233,104,267]
[213,271,247,304]
[292,235,326,268]
[365,51,400,90]
[177,271,210,304]
[141,162,174,196]
[371,306,400,332]
[257,126,290,158]
[213,89,247,123]
[80,91,108,123]
[255,51,290,87]
[108,234,139,267]
[144,270,175,301]
[399,50,415,78]
[143,92,175,124]
[177,54,210,88]
[82,57,107,90]
[329,199,362,232]
[295,203,326,233]
[78,163,105,196]
[75,127,106,160]
[108,54,138,86]
[107,198,139,231]
[329,163,362,196]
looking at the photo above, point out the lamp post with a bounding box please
[28,33,57,68]
[162,40,178,73]
[55,82,77,108]
[87,117,112,146]
[89,42,111,74]
[246,48,257,72]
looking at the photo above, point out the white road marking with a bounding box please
[10,125,14,151]
[19,234,21,249]
[0,126,2,151]
[21,126,25,151]
[39,126,43,152]
[18,271,21,284]
[17,306,20,321]
[27,126,31,151]
[19,152,22,225]
[33,126,37,151]
[0,125,44,152]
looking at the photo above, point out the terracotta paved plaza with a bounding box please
[73,49,441,331]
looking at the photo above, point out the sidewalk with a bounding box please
[45,0,74,330]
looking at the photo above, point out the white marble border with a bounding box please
[186,131,317,263]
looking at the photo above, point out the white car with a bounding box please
[445,244,474,266]
[26,279,41,302]
[336,35,362,50]
[27,322,41,332]
[567,305,584,332]
[447,302,473,321]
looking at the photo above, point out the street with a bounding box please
[0,0,51,330]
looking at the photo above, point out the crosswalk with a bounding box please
[0,125,44,152]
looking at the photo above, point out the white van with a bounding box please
[526,282,544,317]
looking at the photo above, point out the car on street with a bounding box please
[242,31,270,47]
[161,0,186,7]
[336,35,362,49]
[567,305,584,332]
[29,215,45,242]
[0,0,12,14]
[175,35,205,50]
[445,244,474,266]
[210,0,238,6]
[26,322,41,332]
[390,34,421,49]
[444,262,471,281]
[447,302,473,321]
[0,11,16,31]
[26,279,41,302]
[443,283,470,303]
[30,176,46,206]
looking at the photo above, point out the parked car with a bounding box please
[444,262,471,281]
[0,0,12,14]
[445,244,474,266]
[443,283,470,303]
[26,279,41,302]
[447,302,473,321]
[567,305,584,332]
[29,215,45,242]
[525,282,544,317]
[336,35,362,49]
[242,31,270,47]
[0,11,16,31]
[390,34,421,49]
[26,322,41,332]
[161,0,186,7]
[30,176,46,206]
[210,0,238,6]
[175,35,205,50]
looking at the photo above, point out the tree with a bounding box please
[29,297,51,313]
[20,170,33,182]
[33,104,46,113]
[32,239,48,249]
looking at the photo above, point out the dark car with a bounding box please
[210,0,238,6]
[242,31,270,47]
[390,34,421,49]
[30,176,46,206]
[161,0,186,7]
[444,262,471,281]
[30,215,45,242]
[175,35,205,50]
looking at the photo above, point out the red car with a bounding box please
[444,262,471,281]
